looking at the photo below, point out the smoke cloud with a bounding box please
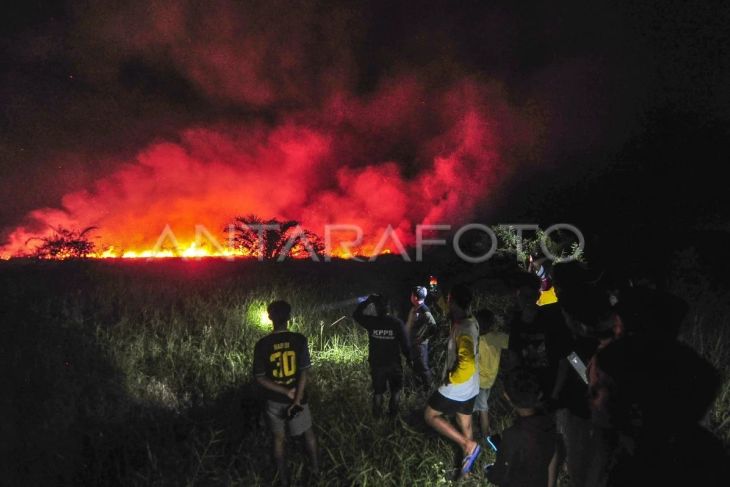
[1,0,636,257]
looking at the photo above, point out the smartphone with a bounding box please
[288,404,303,420]
[567,351,588,384]
[486,434,501,452]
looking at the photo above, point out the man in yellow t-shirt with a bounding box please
[424,284,482,478]
[473,308,509,438]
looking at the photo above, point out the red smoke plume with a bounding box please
[0,1,542,258]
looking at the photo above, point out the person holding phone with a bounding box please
[253,300,319,486]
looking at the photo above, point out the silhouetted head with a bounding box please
[371,294,390,317]
[614,287,688,340]
[552,261,594,298]
[448,284,472,317]
[513,272,541,308]
[561,285,616,340]
[504,368,543,410]
[411,286,427,305]
[267,300,291,329]
[475,308,496,335]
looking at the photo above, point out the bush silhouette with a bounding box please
[229,215,323,260]
[26,226,97,259]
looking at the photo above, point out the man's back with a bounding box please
[353,312,409,366]
[439,316,480,401]
[478,331,509,389]
[253,331,311,403]
[408,303,436,344]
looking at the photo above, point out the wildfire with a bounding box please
[0,78,524,261]
[0,223,401,261]
[117,242,244,259]
[74,242,394,261]
[105,242,391,260]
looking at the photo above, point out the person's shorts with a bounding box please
[265,400,312,437]
[371,363,403,395]
[427,390,476,416]
[472,387,491,412]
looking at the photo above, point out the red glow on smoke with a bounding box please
[1,77,535,259]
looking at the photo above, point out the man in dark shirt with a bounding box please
[508,275,571,404]
[353,294,410,417]
[487,369,558,487]
[551,262,608,487]
[253,300,318,486]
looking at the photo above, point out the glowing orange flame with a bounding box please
[0,78,526,261]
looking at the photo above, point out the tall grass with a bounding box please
[2,258,727,486]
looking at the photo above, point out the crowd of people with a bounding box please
[252,260,728,486]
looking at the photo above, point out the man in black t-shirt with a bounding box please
[353,294,410,417]
[253,300,318,486]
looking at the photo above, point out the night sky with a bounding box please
[1,0,728,261]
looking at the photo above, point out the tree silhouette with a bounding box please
[26,226,97,259]
[229,215,323,261]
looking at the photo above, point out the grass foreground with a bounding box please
[1,257,728,486]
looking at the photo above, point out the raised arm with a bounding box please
[352,297,372,328]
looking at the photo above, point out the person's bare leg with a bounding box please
[479,410,490,437]
[424,406,473,453]
[303,428,319,475]
[471,413,479,438]
[455,412,477,453]
[455,412,479,479]
[272,432,288,486]
[548,449,559,487]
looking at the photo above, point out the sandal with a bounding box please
[461,443,482,476]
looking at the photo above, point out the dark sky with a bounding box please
[1,0,728,252]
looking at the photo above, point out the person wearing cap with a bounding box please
[406,285,437,392]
